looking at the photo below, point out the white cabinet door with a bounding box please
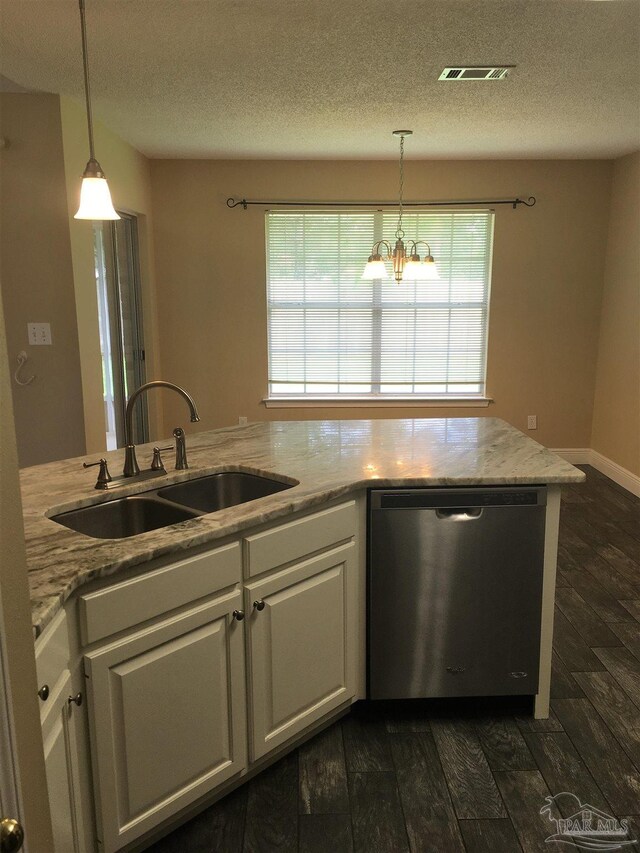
[41,670,86,853]
[84,590,247,853]
[246,542,356,761]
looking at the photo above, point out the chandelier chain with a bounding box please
[396,134,405,240]
[79,0,96,162]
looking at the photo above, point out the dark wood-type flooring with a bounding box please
[146,466,640,852]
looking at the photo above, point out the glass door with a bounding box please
[93,213,148,450]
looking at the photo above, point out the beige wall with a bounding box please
[150,159,612,449]
[0,93,86,467]
[591,151,640,476]
[0,93,162,465]
[0,294,54,851]
[1,100,631,465]
[59,96,163,455]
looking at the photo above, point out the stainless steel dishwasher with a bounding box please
[368,486,546,700]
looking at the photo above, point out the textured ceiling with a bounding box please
[1,0,639,159]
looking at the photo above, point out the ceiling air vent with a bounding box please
[438,66,514,81]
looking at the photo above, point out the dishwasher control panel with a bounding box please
[374,486,546,510]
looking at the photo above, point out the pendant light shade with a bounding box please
[74,0,119,221]
[75,160,120,220]
[403,251,440,281]
[362,255,389,280]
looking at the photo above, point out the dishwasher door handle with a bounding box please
[435,507,483,520]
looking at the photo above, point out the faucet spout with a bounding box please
[123,380,200,477]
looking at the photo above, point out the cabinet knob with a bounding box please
[68,692,83,707]
[232,610,245,621]
[37,684,49,701]
[253,599,265,611]
[0,818,24,852]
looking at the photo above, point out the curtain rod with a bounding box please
[226,196,536,210]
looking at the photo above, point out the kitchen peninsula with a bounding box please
[23,418,583,853]
[23,417,582,636]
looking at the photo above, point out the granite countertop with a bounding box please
[21,417,584,637]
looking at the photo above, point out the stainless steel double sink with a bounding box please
[51,471,295,540]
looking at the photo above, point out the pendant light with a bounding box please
[74,0,119,220]
[362,131,438,283]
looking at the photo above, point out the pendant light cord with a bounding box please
[78,0,95,162]
[396,134,405,239]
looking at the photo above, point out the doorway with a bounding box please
[93,213,148,450]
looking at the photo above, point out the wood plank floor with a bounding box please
[146,467,640,853]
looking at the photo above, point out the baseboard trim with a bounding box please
[550,447,640,498]
[589,450,640,498]
[551,448,591,465]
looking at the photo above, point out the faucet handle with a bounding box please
[83,458,112,489]
[151,445,173,471]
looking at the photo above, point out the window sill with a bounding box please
[263,397,493,409]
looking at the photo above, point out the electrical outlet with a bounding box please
[27,322,52,345]
[238,416,248,426]
[527,415,537,430]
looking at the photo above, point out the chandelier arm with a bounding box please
[371,239,392,258]
[411,240,433,253]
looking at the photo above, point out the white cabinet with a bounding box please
[41,670,88,853]
[36,498,361,852]
[36,610,93,853]
[83,589,247,853]
[245,542,357,761]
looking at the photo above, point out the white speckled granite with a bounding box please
[21,418,583,637]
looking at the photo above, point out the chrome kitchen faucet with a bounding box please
[123,381,200,477]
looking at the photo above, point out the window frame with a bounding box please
[264,208,494,407]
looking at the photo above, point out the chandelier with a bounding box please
[362,131,439,283]
[74,0,119,220]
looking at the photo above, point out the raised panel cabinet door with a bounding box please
[41,670,82,853]
[83,591,247,853]
[246,542,356,761]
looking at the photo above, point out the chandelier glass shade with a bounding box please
[74,0,119,220]
[362,131,438,283]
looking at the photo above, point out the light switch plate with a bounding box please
[527,414,537,430]
[28,322,52,345]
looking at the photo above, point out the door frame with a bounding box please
[0,294,53,851]
[0,600,21,823]
[109,212,148,445]
[94,212,148,449]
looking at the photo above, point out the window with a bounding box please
[266,210,493,402]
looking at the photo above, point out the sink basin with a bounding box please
[52,496,199,540]
[157,471,293,513]
[50,471,295,539]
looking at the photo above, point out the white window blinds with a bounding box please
[266,210,494,398]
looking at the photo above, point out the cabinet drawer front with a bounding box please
[35,610,70,705]
[79,541,241,645]
[84,592,247,853]
[246,543,356,761]
[245,501,356,577]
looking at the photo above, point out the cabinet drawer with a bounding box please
[244,501,356,577]
[35,610,70,704]
[79,542,241,645]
